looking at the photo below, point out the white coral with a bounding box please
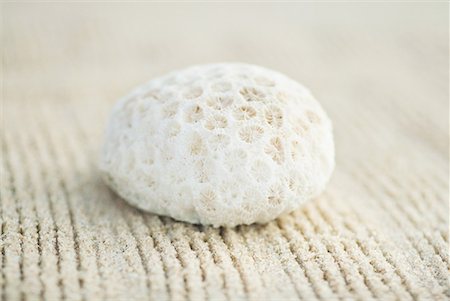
[100,63,335,227]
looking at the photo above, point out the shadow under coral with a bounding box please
[75,169,319,243]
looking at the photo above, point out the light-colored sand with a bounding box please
[1,3,448,300]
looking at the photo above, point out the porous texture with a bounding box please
[100,63,335,227]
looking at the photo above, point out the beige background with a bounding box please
[2,3,449,301]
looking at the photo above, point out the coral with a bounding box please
[100,63,335,227]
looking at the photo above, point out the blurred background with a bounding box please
[2,3,449,301]
[3,3,448,160]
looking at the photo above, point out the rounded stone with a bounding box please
[100,63,335,227]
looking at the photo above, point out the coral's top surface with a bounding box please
[100,63,335,227]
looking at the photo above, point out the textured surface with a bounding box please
[100,63,334,227]
[1,3,449,301]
